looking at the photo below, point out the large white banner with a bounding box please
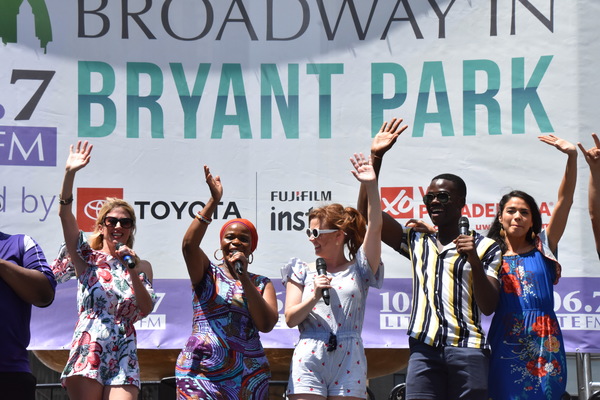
[3,1,600,350]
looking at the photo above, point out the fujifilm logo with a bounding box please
[270,191,331,202]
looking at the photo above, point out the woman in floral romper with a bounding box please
[52,141,156,400]
[487,135,577,399]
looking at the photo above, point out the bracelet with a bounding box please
[58,195,73,205]
[195,212,212,224]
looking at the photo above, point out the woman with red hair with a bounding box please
[175,166,278,400]
[281,153,383,400]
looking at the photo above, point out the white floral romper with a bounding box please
[52,232,156,388]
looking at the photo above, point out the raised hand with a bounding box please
[66,141,93,172]
[577,133,600,170]
[538,134,576,155]
[204,165,223,202]
[371,117,408,157]
[350,153,375,183]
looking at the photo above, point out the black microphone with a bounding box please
[316,257,330,306]
[116,242,135,269]
[459,216,469,236]
[232,250,244,275]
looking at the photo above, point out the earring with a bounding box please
[213,249,224,261]
[499,225,506,238]
[531,230,536,240]
[248,253,254,264]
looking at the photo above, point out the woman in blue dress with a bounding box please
[487,134,577,399]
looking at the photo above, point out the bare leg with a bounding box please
[64,376,103,400]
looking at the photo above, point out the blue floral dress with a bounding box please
[52,232,156,388]
[488,234,566,399]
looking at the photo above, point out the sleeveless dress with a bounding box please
[488,236,566,399]
[51,232,156,388]
[175,262,272,400]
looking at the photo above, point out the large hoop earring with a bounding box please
[248,253,254,264]
[214,249,224,261]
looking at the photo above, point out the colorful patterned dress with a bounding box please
[488,234,566,399]
[176,262,272,400]
[51,232,156,388]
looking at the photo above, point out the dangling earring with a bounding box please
[214,249,224,261]
[248,253,254,264]
[499,225,506,238]
[530,230,536,240]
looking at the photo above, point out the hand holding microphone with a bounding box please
[116,242,136,269]
[459,216,469,236]
[231,250,244,275]
[316,257,330,306]
[457,217,474,259]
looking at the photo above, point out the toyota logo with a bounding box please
[84,199,107,221]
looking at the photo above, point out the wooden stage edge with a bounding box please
[34,348,409,382]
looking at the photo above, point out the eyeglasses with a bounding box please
[423,191,451,206]
[103,216,134,229]
[306,228,339,238]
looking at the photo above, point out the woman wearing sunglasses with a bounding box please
[486,135,576,399]
[51,141,156,400]
[281,153,383,400]
[175,165,278,399]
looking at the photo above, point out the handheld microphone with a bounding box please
[316,257,330,306]
[116,242,135,269]
[459,216,470,236]
[232,250,244,275]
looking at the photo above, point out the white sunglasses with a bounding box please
[306,228,339,238]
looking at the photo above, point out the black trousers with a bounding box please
[0,372,37,400]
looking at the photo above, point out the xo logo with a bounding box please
[381,187,415,219]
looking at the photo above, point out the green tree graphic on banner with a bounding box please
[0,0,52,52]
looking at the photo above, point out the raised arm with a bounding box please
[182,165,223,287]
[538,134,577,253]
[58,141,93,277]
[578,133,600,255]
[356,118,408,252]
[351,153,381,272]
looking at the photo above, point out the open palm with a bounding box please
[350,153,375,183]
[66,141,92,172]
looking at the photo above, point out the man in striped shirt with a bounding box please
[358,118,502,400]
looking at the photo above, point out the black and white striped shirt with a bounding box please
[399,227,502,348]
